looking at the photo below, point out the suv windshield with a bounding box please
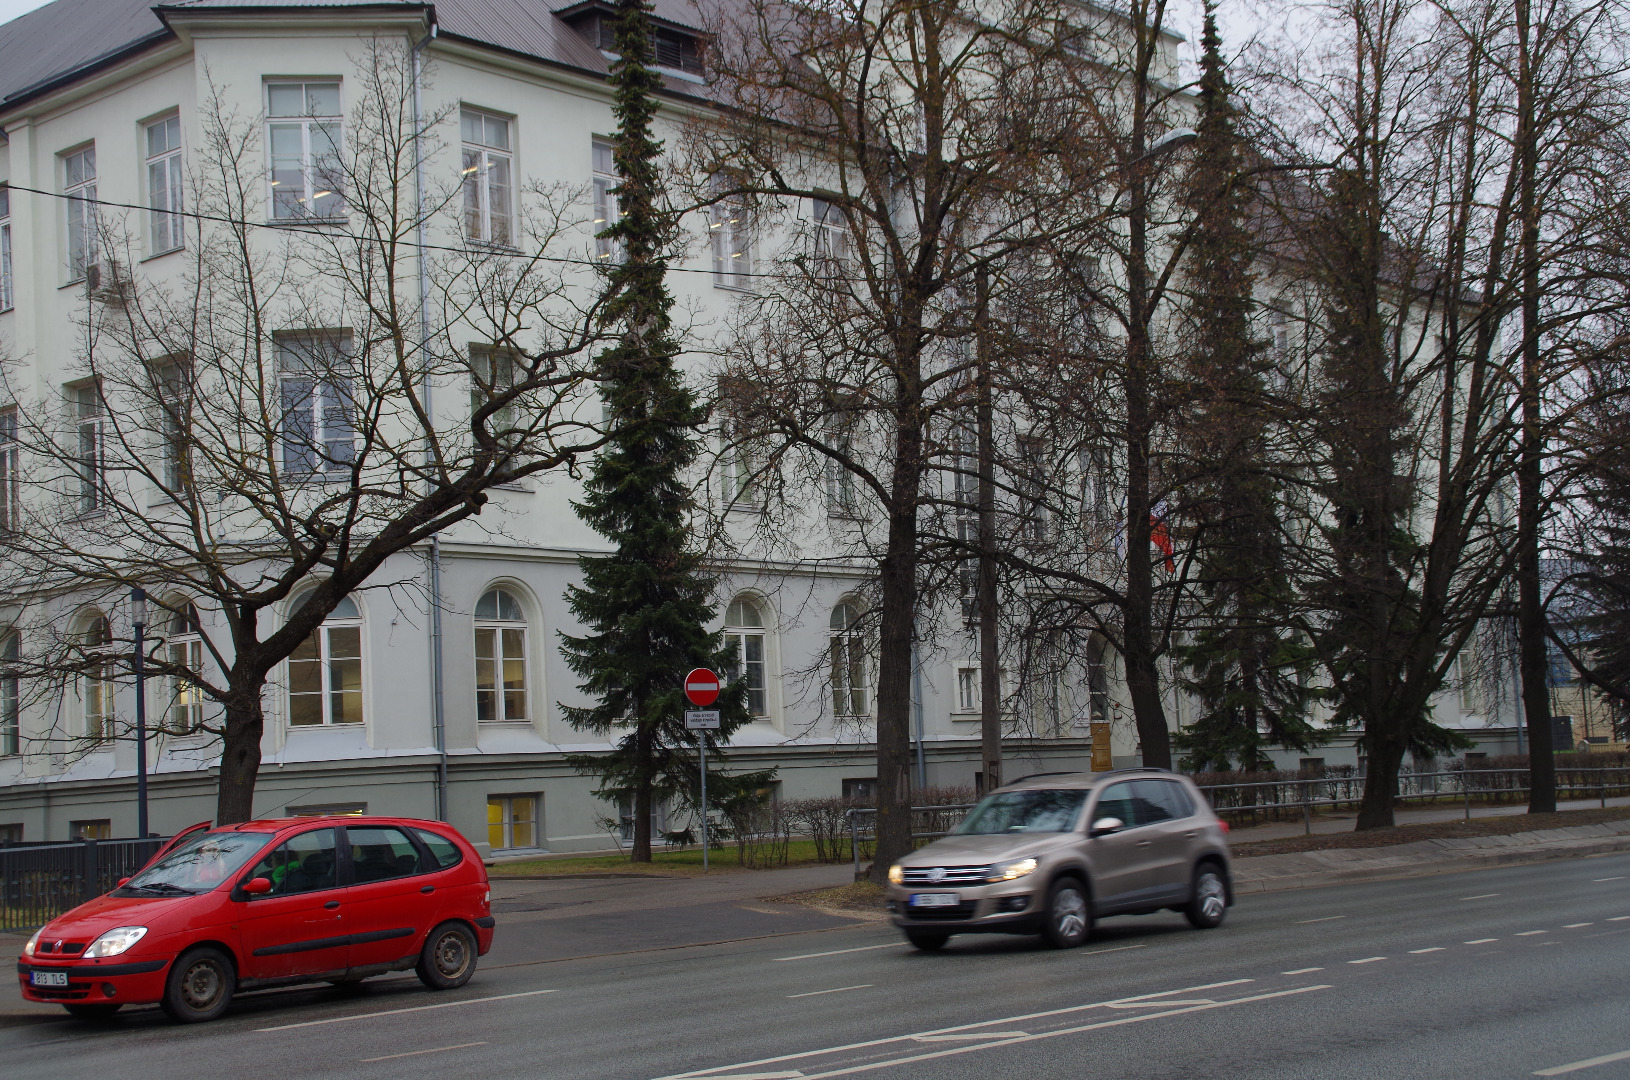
[954,789,1088,834]
[120,830,272,895]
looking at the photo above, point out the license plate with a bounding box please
[909,892,960,908]
[30,971,69,988]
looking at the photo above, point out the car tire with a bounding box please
[416,922,478,990]
[62,1003,121,1021]
[1041,877,1092,949]
[1185,864,1228,930]
[160,946,235,1023]
[904,929,949,951]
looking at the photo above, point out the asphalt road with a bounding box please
[6,853,1630,1080]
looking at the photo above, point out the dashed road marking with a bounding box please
[911,1033,1029,1042]
[1460,893,1501,900]
[1593,877,1627,883]
[360,1042,486,1063]
[1609,916,1630,922]
[1296,916,1346,924]
[1409,947,1445,954]
[1517,931,1548,937]
[256,989,559,1032]
[788,985,873,999]
[775,944,901,962]
[1534,1048,1630,1075]
[1282,967,1324,974]
[1465,938,1498,944]
[1347,957,1386,965]
[1564,923,1593,928]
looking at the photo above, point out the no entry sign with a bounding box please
[684,668,721,707]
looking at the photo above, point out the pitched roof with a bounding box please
[0,0,174,106]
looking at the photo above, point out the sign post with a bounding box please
[684,669,722,871]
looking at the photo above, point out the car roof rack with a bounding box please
[1095,766,1178,779]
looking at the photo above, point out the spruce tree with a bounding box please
[559,0,752,862]
[1173,3,1321,772]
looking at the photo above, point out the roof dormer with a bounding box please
[555,1,705,76]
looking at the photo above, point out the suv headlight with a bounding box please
[84,926,148,958]
[990,857,1038,883]
[887,864,904,885]
[23,929,41,958]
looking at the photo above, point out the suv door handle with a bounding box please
[420,885,434,894]
[324,900,340,909]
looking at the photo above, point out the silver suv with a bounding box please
[884,769,1232,950]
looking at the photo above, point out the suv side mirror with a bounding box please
[1089,817,1124,837]
[242,876,273,896]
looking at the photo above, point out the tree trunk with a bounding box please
[1355,729,1405,830]
[216,689,266,825]
[631,726,653,862]
[976,307,1001,792]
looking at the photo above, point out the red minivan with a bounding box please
[15,816,494,1023]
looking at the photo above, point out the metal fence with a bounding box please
[0,837,166,931]
[845,805,976,876]
[1198,767,1630,835]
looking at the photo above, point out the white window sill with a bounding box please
[287,722,366,731]
[712,280,756,294]
[478,719,534,726]
[140,245,185,265]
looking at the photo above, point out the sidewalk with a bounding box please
[1231,817,1630,894]
[1222,795,1630,844]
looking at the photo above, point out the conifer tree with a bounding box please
[559,0,752,862]
[1174,3,1321,771]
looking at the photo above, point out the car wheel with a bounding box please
[416,922,478,990]
[1041,877,1092,948]
[904,929,949,951]
[160,946,235,1023]
[1185,865,1228,929]
[62,1003,121,1021]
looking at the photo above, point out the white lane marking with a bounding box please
[255,989,558,1032]
[775,943,901,962]
[650,980,1256,1080]
[1564,923,1594,928]
[1460,893,1500,900]
[1593,877,1627,882]
[1409,948,1445,954]
[1080,944,1146,956]
[1296,915,1346,924]
[1609,916,1630,922]
[1107,1000,1215,1009]
[788,985,872,999]
[1282,967,1324,974]
[1465,938,1498,944]
[359,1042,487,1063]
[705,1073,805,1080]
[677,986,1334,1080]
[1517,931,1548,937]
[911,1033,1029,1042]
[1534,1048,1630,1075]
[1347,957,1386,965]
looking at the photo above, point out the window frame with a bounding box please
[265,81,346,222]
[145,113,185,256]
[828,603,868,717]
[460,107,514,246]
[62,144,98,283]
[0,184,12,311]
[810,197,848,263]
[724,597,768,717]
[592,138,621,262]
[276,332,356,478]
[474,587,529,723]
[1,631,18,757]
[79,613,115,744]
[165,603,205,734]
[72,383,104,515]
[955,664,980,714]
[0,407,18,534]
[709,191,752,290]
[487,794,538,852]
[286,592,365,728]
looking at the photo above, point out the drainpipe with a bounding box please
[412,21,448,821]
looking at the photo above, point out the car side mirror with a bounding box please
[1089,817,1125,837]
[242,877,273,896]
[117,877,131,887]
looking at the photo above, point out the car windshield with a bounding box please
[121,830,272,894]
[954,789,1088,834]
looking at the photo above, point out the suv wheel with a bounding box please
[1185,864,1228,929]
[160,946,235,1023]
[905,929,949,951]
[1041,877,1092,948]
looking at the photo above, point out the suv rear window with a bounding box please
[954,789,1088,834]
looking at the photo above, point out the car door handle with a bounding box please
[324,900,340,909]
[420,885,434,894]
[1137,841,1152,848]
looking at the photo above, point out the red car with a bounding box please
[16,816,494,1023]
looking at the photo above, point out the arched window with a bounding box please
[165,603,204,733]
[474,587,528,722]
[81,613,114,743]
[1,631,19,757]
[287,589,362,726]
[724,597,767,716]
[829,602,868,717]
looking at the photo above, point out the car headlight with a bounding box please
[990,857,1038,883]
[83,926,148,958]
[23,929,41,958]
[887,864,904,885]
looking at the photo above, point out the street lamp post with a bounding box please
[130,587,150,839]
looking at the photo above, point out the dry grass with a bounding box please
[1230,805,1630,858]
[774,880,888,917]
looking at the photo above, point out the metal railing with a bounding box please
[1197,767,1630,835]
[0,837,166,931]
[845,805,976,876]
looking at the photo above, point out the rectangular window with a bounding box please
[167,636,203,733]
[71,819,112,840]
[1,185,12,311]
[85,653,114,741]
[592,139,621,262]
[823,426,856,517]
[719,409,760,508]
[154,360,191,493]
[0,408,18,533]
[74,385,103,515]
[956,666,979,713]
[1017,434,1047,540]
[1457,649,1479,713]
[63,145,97,281]
[146,114,184,254]
[469,347,519,439]
[288,621,362,725]
[461,108,513,245]
[487,794,537,851]
[811,197,847,262]
[595,19,704,75]
[267,82,345,220]
[0,824,21,843]
[726,630,767,715]
[710,193,752,289]
[475,625,528,722]
[278,333,355,475]
[1,632,17,757]
[830,630,867,716]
